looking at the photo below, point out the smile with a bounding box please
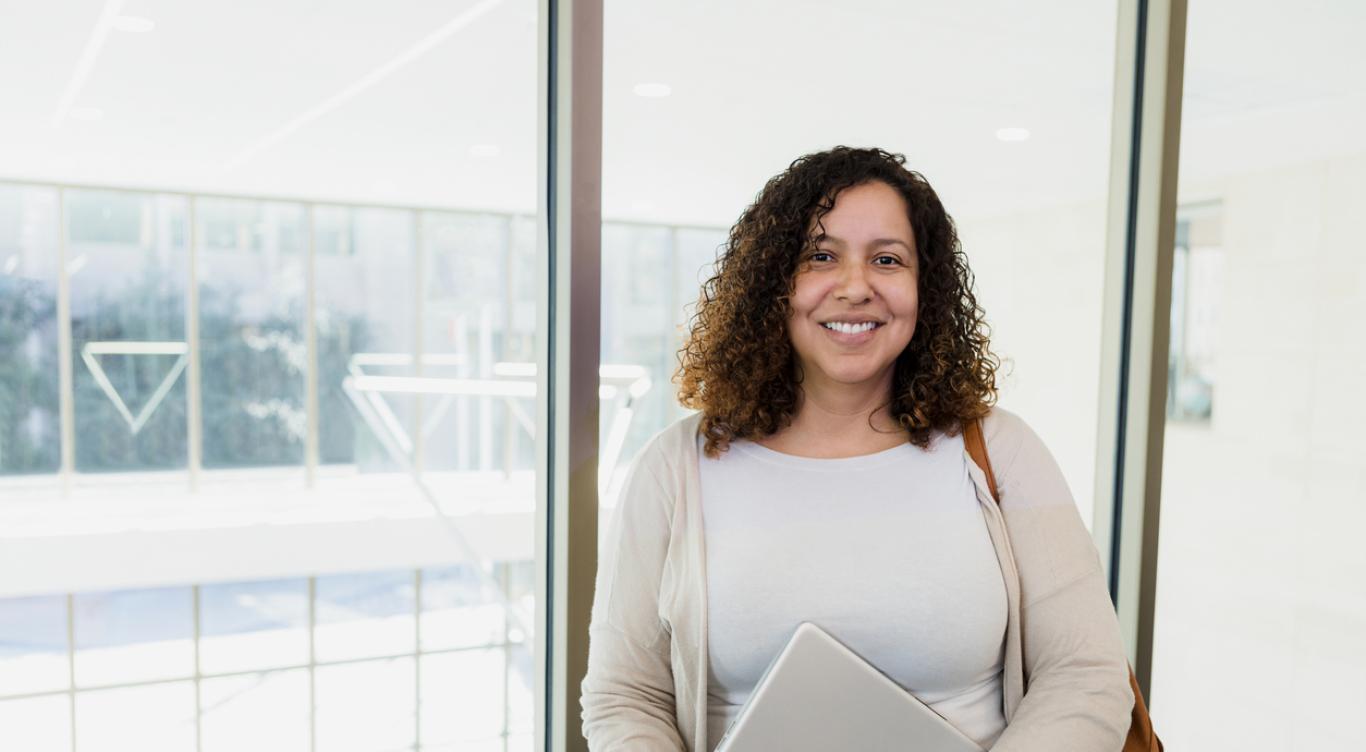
[821,321,882,335]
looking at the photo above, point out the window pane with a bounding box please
[1152,4,1366,749]
[0,594,68,696]
[5,0,542,748]
[314,570,415,662]
[315,657,415,752]
[201,669,310,752]
[420,563,505,652]
[73,586,193,687]
[75,681,196,752]
[419,649,505,747]
[68,190,189,474]
[0,694,71,752]
[314,206,416,475]
[0,184,60,477]
[199,578,309,674]
[420,212,517,476]
[197,198,307,472]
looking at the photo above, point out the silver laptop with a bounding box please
[714,623,984,752]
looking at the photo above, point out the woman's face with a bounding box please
[787,180,919,396]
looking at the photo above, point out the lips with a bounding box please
[820,320,881,344]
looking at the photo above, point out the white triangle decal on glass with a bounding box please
[80,341,189,435]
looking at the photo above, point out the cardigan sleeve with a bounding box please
[580,446,687,751]
[984,409,1135,752]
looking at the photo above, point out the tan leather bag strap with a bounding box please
[962,418,999,501]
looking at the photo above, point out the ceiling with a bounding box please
[1,0,1362,227]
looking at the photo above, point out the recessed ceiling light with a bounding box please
[112,16,156,33]
[995,127,1031,142]
[469,144,501,158]
[633,82,671,98]
[70,106,104,122]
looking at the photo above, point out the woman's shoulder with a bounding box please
[977,405,1055,481]
[621,410,703,484]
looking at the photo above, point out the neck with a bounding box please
[786,368,900,439]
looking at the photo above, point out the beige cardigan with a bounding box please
[581,408,1134,751]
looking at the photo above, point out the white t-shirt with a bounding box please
[700,431,1008,750]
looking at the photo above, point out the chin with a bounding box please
[819,364,887,386]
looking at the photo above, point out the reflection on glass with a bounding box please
[0,594,68,696]
[0,694,71,752]
[315,657,415,752]
[197,199,307,471]
[314,570,415,662]
[421,212,519,474]
[420,563,504,651]
[75,681,196,752]
[199,578,309,675]
[419,649,505,747]
[314,206,416,472]
[0,184,60,477]
[596,223,726,506]
[1166,206,1223,423]
[73,586,193,687]
[67,190,189,473]
[505,640,535,739]
[201,669,309,752]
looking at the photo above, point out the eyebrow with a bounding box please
[813,234,913,252]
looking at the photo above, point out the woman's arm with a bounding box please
[985,409,1134,752]
[580,450,687,750]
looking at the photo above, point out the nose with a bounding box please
[834,261,873,304]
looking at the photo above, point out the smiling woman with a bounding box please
[581,146,1137,751]
[676,147,998,459]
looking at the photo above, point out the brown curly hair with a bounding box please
[675,146,999,457]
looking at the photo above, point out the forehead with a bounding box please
[812,181,915,239]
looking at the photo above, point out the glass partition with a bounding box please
[1149,2,1366,748]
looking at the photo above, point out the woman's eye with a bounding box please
[874,255,900,266]
[810,252,834,263]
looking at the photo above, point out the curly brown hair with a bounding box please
[675,146,1000,457]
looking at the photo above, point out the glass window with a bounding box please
[73,586,193,687]
[0,694,72,752]
[0,593,68,696]
[74,681,196,752]
[420,563,505,651]
[68,190,189,474]
[199,578,309,675]
[314,206,416,474]
[197,199,307,472]
[201,669,310,752]
[419,649,507,747]
[314,658,416,751]
[0,185,60,477]
[3,0,536,748]
[1150,3,1366,749]
[314,570,415,662]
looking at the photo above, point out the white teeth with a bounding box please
[823,321,877,334]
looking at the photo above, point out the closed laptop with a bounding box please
[715,622,984,752]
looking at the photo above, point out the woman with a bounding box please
[581,147,1133,750]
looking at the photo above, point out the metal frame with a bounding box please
[1092,0,1188,699]
[537,1,602,751]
